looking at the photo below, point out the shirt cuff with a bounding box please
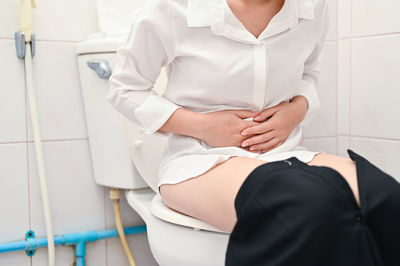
[134,94,180,135]
[296,79,320,127]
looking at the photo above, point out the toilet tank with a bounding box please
[76,33,169,192]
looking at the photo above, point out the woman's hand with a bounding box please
[197,109,261,148]
[240,96,308,153]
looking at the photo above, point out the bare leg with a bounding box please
[160,153,358,233]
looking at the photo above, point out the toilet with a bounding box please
[76,33,230,266]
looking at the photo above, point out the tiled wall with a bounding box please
[0,0,157,265]
[303,0,400,181]
[302,0,338,154]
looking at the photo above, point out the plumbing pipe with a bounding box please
[19,0,56,265]
[25,39,56,266]
[20,0,36,42]
[110,188,137,266]
[0,226,147,265]
[114,201,136,266]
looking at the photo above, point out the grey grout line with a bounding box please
[303,136,337,140]
[0,37,81,43]
[23,53,33,234]
[304,135,400,142]
[104,187,109,266]
[335,0,340,155]
[339,31,400,41]
[349,0,353,149]
[0,138,89,145]
[28,138,89,143]
[345,135,400,142]
[18,30,34,266]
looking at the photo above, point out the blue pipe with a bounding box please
[0,226,147,265]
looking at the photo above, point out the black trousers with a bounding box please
[225,149,400,266]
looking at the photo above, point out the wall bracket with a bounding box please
[25,230,37,257]
[15,31,35,59]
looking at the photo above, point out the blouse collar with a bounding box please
[187,0,315,44]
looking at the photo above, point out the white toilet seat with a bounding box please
[151,194,229,234]
[125,189,231,266]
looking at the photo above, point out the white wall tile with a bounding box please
[28,140,104,236]
[303,42,337,138]
[0,251,30,266]
[337,40,350,135]
[350,137,400,180]
[0,144,31,265]
[32,0,98,42]
[351,35,400,139]
[338,0,351,38]
[32,246,75,266]
[0,144,30,254]
[0,40,26,143]
[0,0,98,41]
[0,1,20,39]
[86,240,107,266]
[352,0,400,37]
[302,137,337,154]
[27,41,88,141]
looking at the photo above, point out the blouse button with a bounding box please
[283,160,292,166]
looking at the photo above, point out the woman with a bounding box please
[107,0,400,265]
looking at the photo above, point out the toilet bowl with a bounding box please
[126,189,230,266]
[76,34,230,265]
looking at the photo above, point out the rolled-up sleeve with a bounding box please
[297,0,330,127]
[107,0,180,135]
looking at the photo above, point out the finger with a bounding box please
[253,106,278,122]
[248,148,262,154]
[249,138,280,152]
[241,131,274,147]
[230,109,260,119]
[240,146,260,154]
[261,140,283,153]
[242,120,263,128]
[241,122,272,136]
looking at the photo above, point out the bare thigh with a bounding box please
[160,153,359,233]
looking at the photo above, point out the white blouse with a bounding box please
[107,0,330,194]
